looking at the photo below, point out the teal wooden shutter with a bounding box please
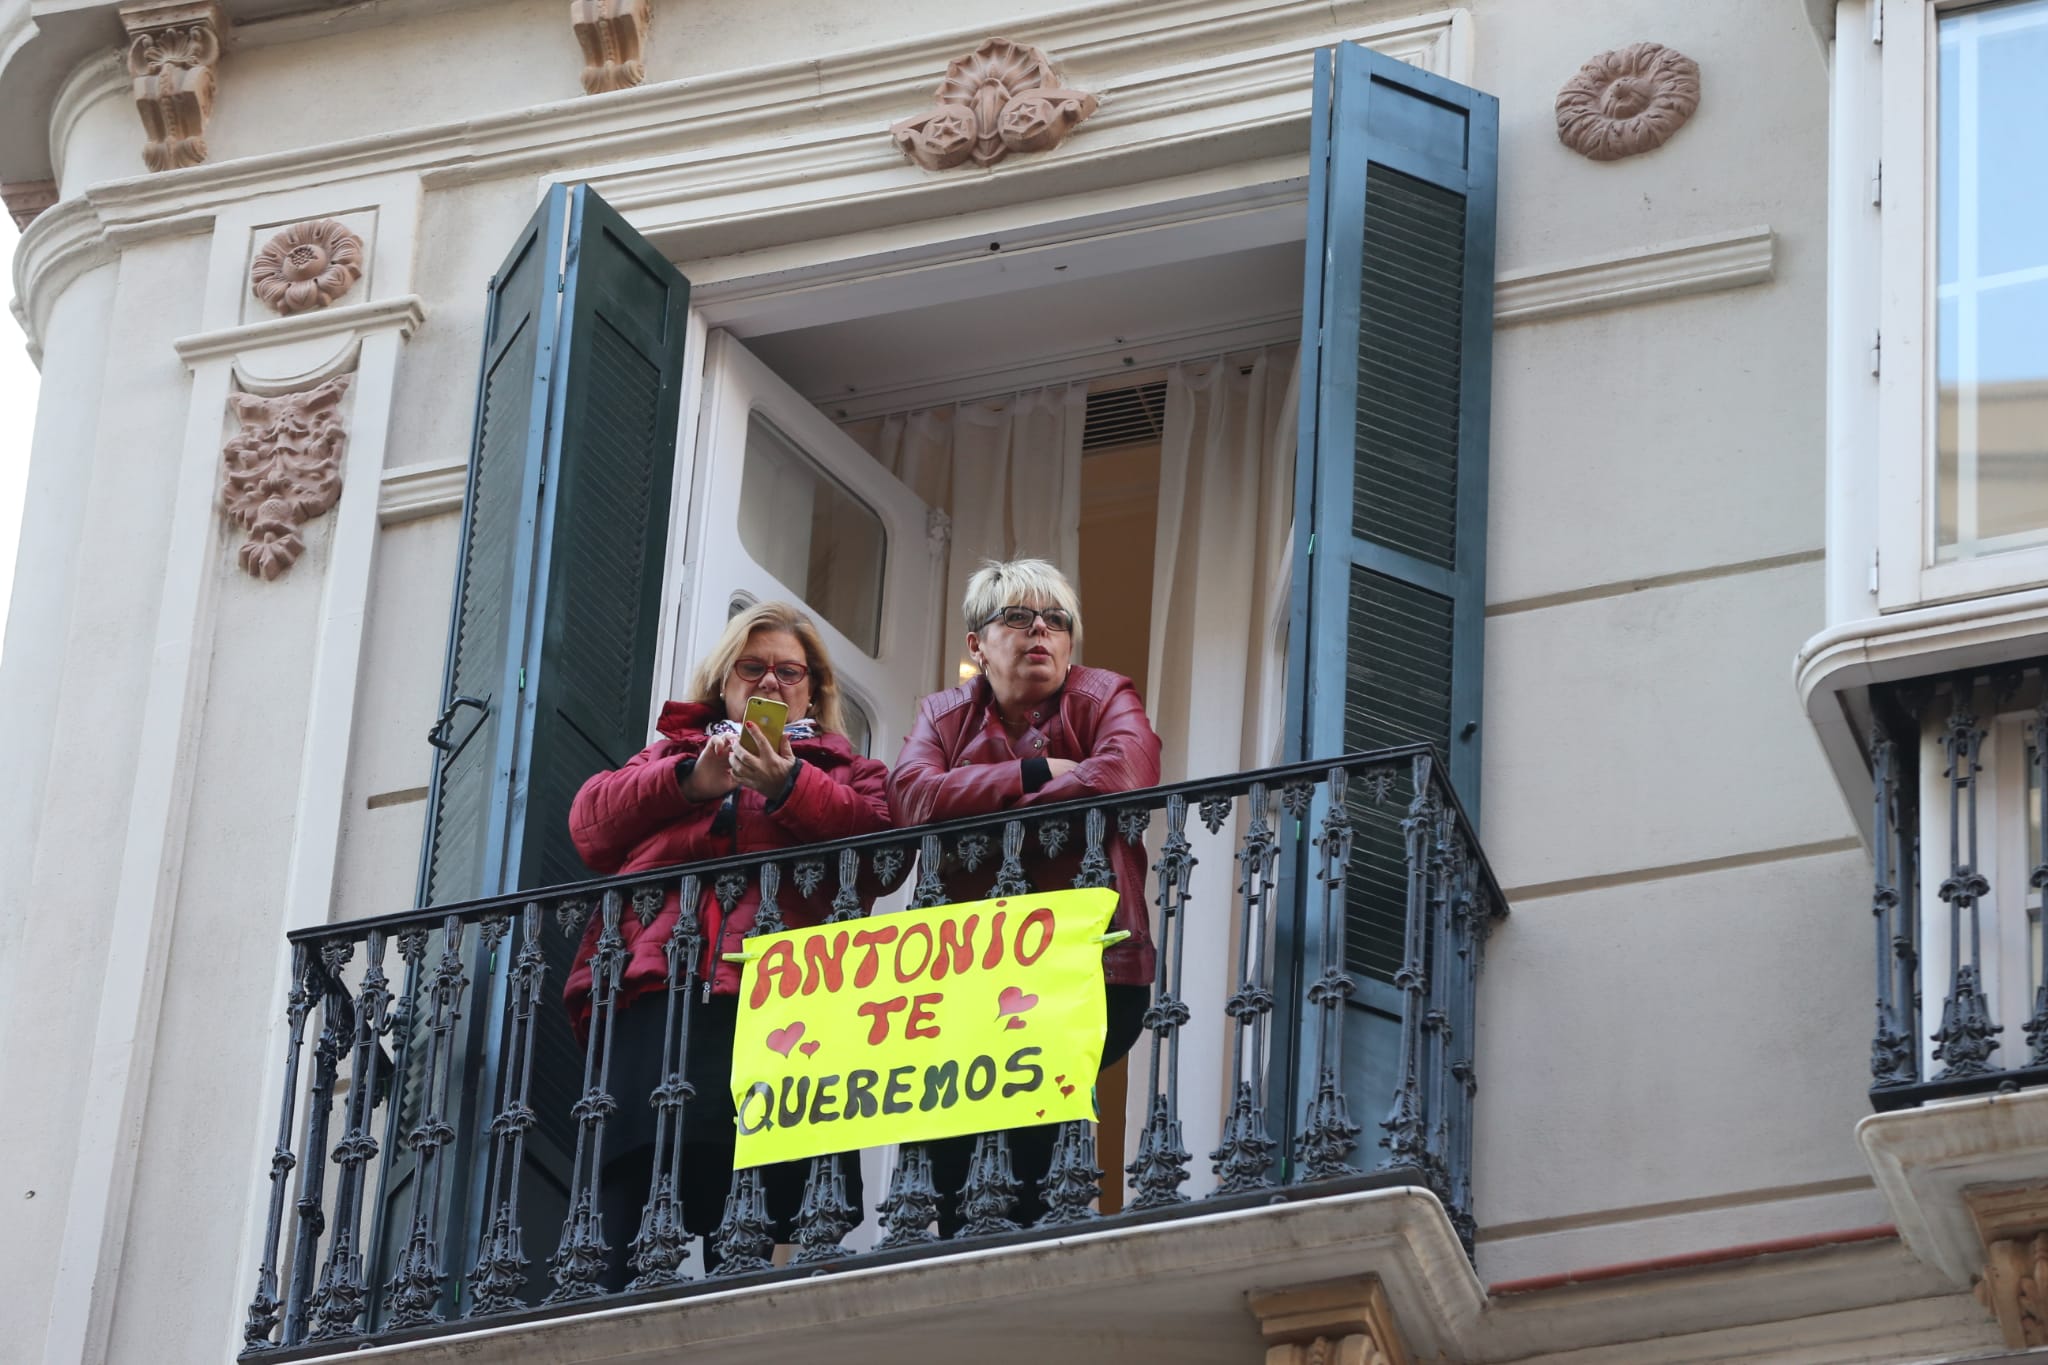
[1277,43,1496,1155]
[419,190,566,908]
[397,184,689,1309]
[419,183,691,907]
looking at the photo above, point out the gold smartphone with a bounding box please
[742,695,788,755]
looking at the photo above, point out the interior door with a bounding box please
[675,330,946,759]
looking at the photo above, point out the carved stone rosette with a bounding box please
[121,1,226,172]
[250,220,366,315]
[571,0,650,95]
[220,376,351,580]
[891,38,1097,172]
[2,180,58,230]
[1555,42,1700,162]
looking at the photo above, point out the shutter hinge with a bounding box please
[1870,160,1882,207]
[1869,330,1882,377]
[556,271,566,294]
[1307,531,1315,557]
[518,666,527,691]
[1870,547,1881,594]
[1871,0,1883,43]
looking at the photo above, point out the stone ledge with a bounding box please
[277,1189,1485,1365]
[1859,1087,2048,1288]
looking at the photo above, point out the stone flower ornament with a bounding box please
[1555,43,1701,162]
[892,38,1098,171]
[250,219,365,315]
[220,376,351,580]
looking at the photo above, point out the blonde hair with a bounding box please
[688,601,847,735]
[962,558,1083,651]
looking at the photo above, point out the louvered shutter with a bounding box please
[418,190,566,908]
[397,184,689,1308]
[420,185,690,907]
[1278,43,1496,1137]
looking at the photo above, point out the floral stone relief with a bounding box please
[892,38,1097,172]
[220,376,351,580]
[1554,42,1701,162]
[250,220,366,315]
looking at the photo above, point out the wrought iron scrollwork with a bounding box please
[1127,794,1194,1208]
[1932,691,2002,1079]
[469,905,549,1315]
[1294,768,1360,1183]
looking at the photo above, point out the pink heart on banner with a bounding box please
[767,1022,806,1056]
[996,986,1039,1018]
[799,1040,820,1057]
[1005,1016,1026,1030]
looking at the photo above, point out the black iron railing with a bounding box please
[1869,663,2048,1110]
[238,748,1505,1357]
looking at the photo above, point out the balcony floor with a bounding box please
[286,1188,1483,1365]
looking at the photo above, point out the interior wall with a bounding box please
[1076,442,1161,695]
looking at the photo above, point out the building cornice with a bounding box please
[11,1,1466,348]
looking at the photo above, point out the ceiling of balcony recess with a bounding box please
[742,239,1306,419]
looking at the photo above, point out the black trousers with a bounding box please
[927,981,1151,1236]
[595,994,865,1289]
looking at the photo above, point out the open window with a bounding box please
[410,37,1496,1242]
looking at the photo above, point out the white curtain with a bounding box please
[848,385,1086,689]
[1147,347,1299,781]
[1136,345,1299,1198]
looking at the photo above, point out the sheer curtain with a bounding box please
[1139,344,1299,1195]
[850,385,1086,690]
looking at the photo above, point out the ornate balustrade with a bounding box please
[238,747,1505,1358]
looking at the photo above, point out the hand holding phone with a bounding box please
[741,695,788,756]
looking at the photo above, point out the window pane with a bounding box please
[736,413,887,655]
[1935,0,2048,561]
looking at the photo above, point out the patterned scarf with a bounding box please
[705,717,819,743]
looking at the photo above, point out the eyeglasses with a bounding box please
[977,605,1074,634]
[733,657,810,686]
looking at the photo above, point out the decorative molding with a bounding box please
[1859,1088,2048,1289]
[1494,225,1774,327]
[379,458,469,525]
[1977,1232,2048,1348]
[2,179,58,229]
[1555,42,1701,162]
[892,38,1097,172]
[173,293,426,365]
[220,374,352,579]
[120,0,226,172]
[1250,1278,1411,1365]
[249,218,365,315]
[571,0,650,95]
[14,5,1466,350]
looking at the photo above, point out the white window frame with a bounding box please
[1877,0,2048,609]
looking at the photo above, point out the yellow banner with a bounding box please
[729,888,1120,1167]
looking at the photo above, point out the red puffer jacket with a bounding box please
[563,701,893,1031]
[887,666,1160,986]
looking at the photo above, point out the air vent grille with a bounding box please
[1082,380,1167,452]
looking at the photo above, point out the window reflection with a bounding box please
[1935,0,2048,561]
[736,413,888,656]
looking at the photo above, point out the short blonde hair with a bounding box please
[962,558,1083,651]
[688,601,847,734]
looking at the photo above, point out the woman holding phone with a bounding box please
[563,601,893,1281]
[888,558,1161,1234]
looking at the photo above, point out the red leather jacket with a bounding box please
[562,701,893,1029]
[888,666,1160,986]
